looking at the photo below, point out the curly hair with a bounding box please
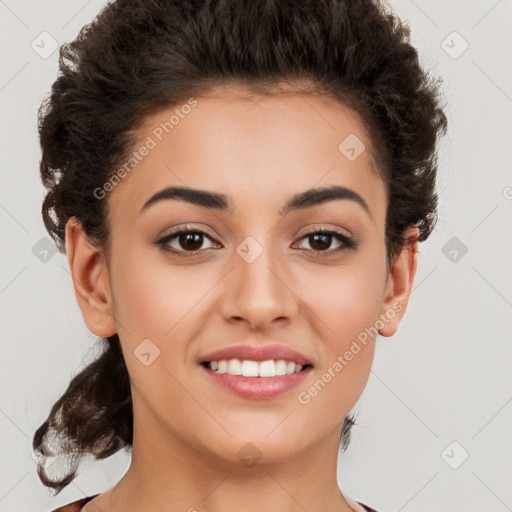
[33,0,448,493]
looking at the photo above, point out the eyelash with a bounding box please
[155,226,358,258]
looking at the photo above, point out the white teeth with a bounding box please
[275,360,287,375]
[286,361,296,374]
[241,360,259,377]
[227,359,242,375]
[259,360,276,377]
[207,358,307,377]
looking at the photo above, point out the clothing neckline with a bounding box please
[53,493,378,512]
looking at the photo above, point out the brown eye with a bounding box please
[307,232,334,251]
[176,231,204,251]
[157,228,218,255]
[295,228,358,256]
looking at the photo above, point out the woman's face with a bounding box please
[70,86,416,467]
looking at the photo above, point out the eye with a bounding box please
[294,228,358,257]
[155,226,358,258]
[156,227,220,256]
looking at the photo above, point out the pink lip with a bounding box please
[201,364,313,399]
[199,343,313,366]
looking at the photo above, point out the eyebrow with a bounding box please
[140,185,371,218]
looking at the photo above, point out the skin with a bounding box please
[66,85,419,512]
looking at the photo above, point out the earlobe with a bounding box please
[378,226,419,338]
[65,217,117,338]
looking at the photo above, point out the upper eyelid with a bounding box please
[162,225,350,237]
[159,226,354,248]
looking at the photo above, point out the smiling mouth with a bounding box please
[200,359,313,377]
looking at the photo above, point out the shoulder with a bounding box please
[50,495,99,512]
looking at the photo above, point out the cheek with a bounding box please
[294,278,379,424]
[315,276,381,339]
[298,253,385,345]
[109,253,210,411]
[292,255,385,410]
[110,250,208,343]
[108,249,217,397]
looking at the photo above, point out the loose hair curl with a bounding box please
[33,0,448,493]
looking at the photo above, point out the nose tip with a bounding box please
[222,253,298,330]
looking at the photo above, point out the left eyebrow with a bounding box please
[279,185,371,218]
[140,185,371,219]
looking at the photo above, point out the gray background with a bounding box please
[1,1,511,511]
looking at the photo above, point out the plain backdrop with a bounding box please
[1,1,511,511]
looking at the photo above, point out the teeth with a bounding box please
[275,360,287,375]
[259,360,275,377]
[241,360,259,377]
[227,359,242,375]
[208,359,306,377]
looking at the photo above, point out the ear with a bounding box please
[65,217,117,338]
[378,225,419,337]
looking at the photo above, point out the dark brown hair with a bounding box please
[33,0,447,493]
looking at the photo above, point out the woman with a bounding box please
[33,0,447,510]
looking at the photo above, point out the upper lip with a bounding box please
[200,343,313,366]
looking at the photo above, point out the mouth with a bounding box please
[199,359,313,399]
[200,359,313,377]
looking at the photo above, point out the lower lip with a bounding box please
[201,364,313,399]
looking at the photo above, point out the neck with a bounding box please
[99,406,356,512]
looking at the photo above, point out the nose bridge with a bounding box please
[222,232,297,327]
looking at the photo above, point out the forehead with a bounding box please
[107,87,386,223]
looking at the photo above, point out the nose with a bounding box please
[221,240,298,330]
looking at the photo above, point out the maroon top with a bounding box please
[51,494,379,511]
